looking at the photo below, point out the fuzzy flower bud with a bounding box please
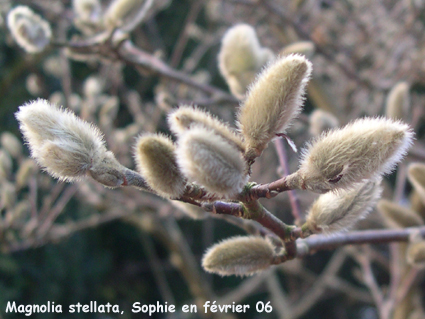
[292,117,414,193]
[15,99,128,187]
[406,233,425,268]
[1,132,22,159]
[280,41,315,59]
[176,126,247,197]
[309,109,339,136]
[304,179,382,235]
[385,82,410,121]
[103,0,153,33]
[168,106,245,152]
[408,163,425,200]
[237,54,312,161]
[135,133,186,198]
[202,236,275,276]
[218,24,274,99]
[72,0,102,24]
[7,6,52,53]
[377,199,424,228]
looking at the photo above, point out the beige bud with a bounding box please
[176,126,248,197]
[386,82,410,121]
[135,133,186,198]
[408,163,425,203]
[83,76,103,98]
[72,0,102,24]
[280,41,315,59]
[7,6,52,53]
[15,99,127,187]
[168,105,245,152]
[0,149,13,179]
[103,0,153,32]
[0,180,16,210]
[218,24,274,98]
[237,54,312,160]
[377,199,424,228]
[309,109,339,136]
[16,159,37,188]
[305,179,382,235]
[294,117,414,193]
[202,236,275,276]
[406,240,425,268]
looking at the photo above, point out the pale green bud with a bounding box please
[7,6,52,53]
[218,24,274,98]
[176,126,247,197]
[377,199,424,228]
[135,133,186,198]
[294,117,414,193]
[15,99,128,187]
[305,179,382,235]
[386,82,410,121]
[168,105,245,153]
[202,236,275,276]
[237,54,312,160]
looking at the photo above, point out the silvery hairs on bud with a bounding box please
[237,54,312,161]
[305,179,382,235]
[135,133,186,198]
[292,117,414,193]
[176,125,248,197]
[218,24,274,98]
[168,105,245,153]
[202,236,275,276]
[7,6,52,53]
[15,99,127,187]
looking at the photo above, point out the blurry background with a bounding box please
[0,0,425,318]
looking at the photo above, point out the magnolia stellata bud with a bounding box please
[0,180,16,210]
[168,106,245,152]
[0,149,12,179]
[292,117,414,193]
[309,109,339,136]
[202,236,275,276]
[304,179,382,235]
[386,82,410,121]
[406,232,425,268]
[237,54,312,161]
[72,0,102,24]
[135,133,186,198]
[0,136,16,158]
[280,41,315,59]
[103,0,153,32]
[408,163,425,201]
[7,6,52,53]
[218,24,274,98]
[15,99,128,187]
[16,159,37,189]
[176,126,247,197]
[377,199,424,228]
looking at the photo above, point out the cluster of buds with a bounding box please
[12,20,416,278]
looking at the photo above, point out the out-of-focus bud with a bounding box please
[0,180,16,210]
[292,117,414,193]
[25,73,43,96]
[135,133,186,198]
[7,6,52,53]
[83,76,103,98]
[237,54,312,162]
[103,0,153,33]
[202,236,275,276]
[176,126,247,197]
[72,0,102,24]
[15,159,37,189]
[1,132,22,159]
[304,179,382,235]
[308,109,339,136]
[408,163,425,203]
[0,149,13,179]
[377,199,424,228]
[280,41,315,59]
[218,24,274,98]
[385,82,410,121]
[168,105,245,152]
[406,231,425,268]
